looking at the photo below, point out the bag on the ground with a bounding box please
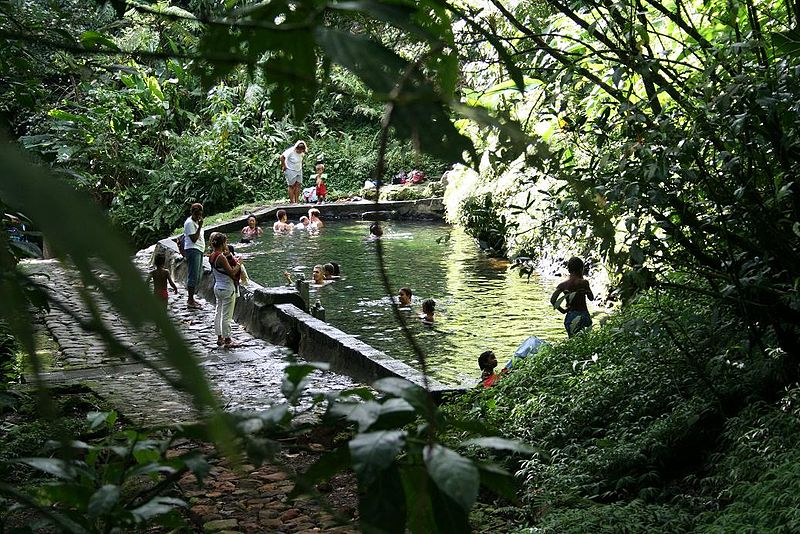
[177,234,187,257]
[303,186,318,203]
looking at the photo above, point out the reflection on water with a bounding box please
[230,220,565,386]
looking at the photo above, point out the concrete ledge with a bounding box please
[192,198,445,236]
[154,237,459,399]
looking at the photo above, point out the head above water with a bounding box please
[299,216,309,225]
[329,261,340,276]
[323,263,335,278]
[422,298,435,315]
[312,264,325,284]
[567,256,585,276]
[399,287,412,305]
[277,209,287,222]
[308,208,321,219]
[478,350,497,372]
[369,222,383,237]
[247,215,257,227]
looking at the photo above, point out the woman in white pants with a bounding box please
[209,232,241,348]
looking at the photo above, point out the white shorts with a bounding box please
[285,169,302,186]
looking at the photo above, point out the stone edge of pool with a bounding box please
[154,200,465,399]
[205,198,446,234]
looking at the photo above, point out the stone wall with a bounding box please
[200,198,445,235]
[155,238,456,398]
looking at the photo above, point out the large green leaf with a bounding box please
[423,444,479,513]
[372,377,430,414]
[314,27,407,95]
[475,461,519,502]
[399,465,437,533]
[130,496,187,522]
[331,1,434,41]
[359,463,407,534]
[16,458,87,481]
[87,485,120,518]
[349,430,406,487]
[771,30,800,58]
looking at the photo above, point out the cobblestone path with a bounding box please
[23,248,359,428]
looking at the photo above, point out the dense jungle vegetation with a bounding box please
[2,0,800,532]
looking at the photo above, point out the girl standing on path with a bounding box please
[147,254,178,306]
[209,232,241,348]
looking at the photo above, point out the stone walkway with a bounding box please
[19,252,363,532]
[22,250,360,427]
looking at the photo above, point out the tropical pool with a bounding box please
[229,220,565,386]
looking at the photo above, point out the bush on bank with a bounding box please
[443,288,800,533]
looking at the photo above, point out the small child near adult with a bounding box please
[550,256,595,337]
[295,216,311,230]
[420,298,435,324]
[147,254,178,306]
[398,287,412,307]
[314,163,327,204]
[273,209,294,233]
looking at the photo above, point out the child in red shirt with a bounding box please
[314,163,327,204]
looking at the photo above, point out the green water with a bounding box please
[230,220,565,386]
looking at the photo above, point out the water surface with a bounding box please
[231,220,565,385]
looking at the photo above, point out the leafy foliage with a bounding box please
[1,411,202,533]
[458,193,517,257]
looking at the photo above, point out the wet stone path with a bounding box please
[22,249,360,428]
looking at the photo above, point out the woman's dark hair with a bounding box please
[369,223,383,236]
[276,209,287,220]
[422,298,435,314]
[567,256,585,276]
[329,261,340,276]
[323,263,335,276]
[478,350,495,371]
